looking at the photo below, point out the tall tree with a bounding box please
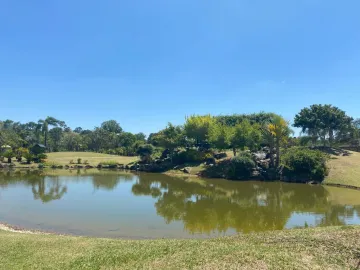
[37,117,66,148]
[100,120,122,134]
[294,105,353,146]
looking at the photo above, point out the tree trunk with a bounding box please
[232,147,237,157]
[275,140,280,168]
[8,157,11,163]
[329,129,334,147]
[44,132,48,148]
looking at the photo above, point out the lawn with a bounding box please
[46,152,139,166]
[0,225,359,270]
[324,151,360,188]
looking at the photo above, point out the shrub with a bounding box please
[99,160,118,168]
[83,160,89,165]
[214,152,227,159]
[77,158,82,164]
[281,147,329,183]
[23,152,34,164]
[69,159,74,164]
[38,163,45,169]
[173,149,205,165]
[136,144,154,163]
[226,155,256,180]
[34,153,47,163]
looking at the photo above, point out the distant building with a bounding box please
[31,143,46,154]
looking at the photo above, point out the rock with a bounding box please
[182,167,191,174]
[214,153,227,159]
[0,163,4,168]
[258,159,270,169]
[252,152,266,161]
[85,165,94,169]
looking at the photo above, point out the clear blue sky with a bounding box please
[1,0,359,135]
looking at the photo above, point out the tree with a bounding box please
[101,120,122,134]
[231,120,262,156]
[155,123,185,153]
[3,150,15,163]
[48,127,63,151]
[73,127,83,133]
[208,122,234,152]
[294,105,353,146]
[134,132,146,142]
[262,115,293,168]
[37,117,66,148]
[184,115,215,147]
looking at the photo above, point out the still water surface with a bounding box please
[1,170,360,238]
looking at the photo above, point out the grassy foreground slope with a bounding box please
[46,152,138,166]
[324,151,360,188]
[1,226,359,270]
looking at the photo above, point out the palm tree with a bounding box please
[262,115,293,168]
[37,117,66,148]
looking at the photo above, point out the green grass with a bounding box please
[324,151,360,188]
[0,226,359,269]
[46,152,138,167]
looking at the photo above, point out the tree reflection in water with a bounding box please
[131,173,360,234]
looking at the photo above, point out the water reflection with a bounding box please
[0,170,360,237]
[131,173,360,234]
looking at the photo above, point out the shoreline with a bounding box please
[2,167,360,191]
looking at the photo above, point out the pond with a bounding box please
[1,170,360,239]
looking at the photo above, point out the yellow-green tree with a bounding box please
[231,120,262,156]
[184,115,215,147]
[208,123,234,151]
[262,115,293,167]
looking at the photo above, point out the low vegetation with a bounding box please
[0,226,359,269]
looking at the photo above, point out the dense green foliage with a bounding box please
[0,119,146,155]
[281,147,329,182]
[294,104,354,146]
[136,144,155,162]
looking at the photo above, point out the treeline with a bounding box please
[1,105,359,156]
[0,118,146,156]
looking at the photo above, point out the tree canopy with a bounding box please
[294,104,353,146]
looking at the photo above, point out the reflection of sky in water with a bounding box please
[1,171,360,238]
[286,211,360,229]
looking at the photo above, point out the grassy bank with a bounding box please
[46,152,139,166]
[324,151,360,188]
[1,152,139,169]
[0,226,359,269]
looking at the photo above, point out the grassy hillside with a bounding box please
[46,152,138,166]
[0,226,359,270]
[324,151,360,188]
